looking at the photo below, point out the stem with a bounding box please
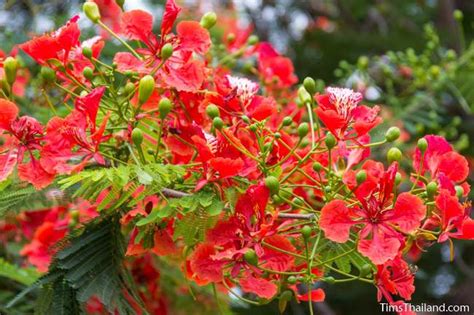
[98,20,142,60]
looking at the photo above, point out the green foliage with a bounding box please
[7,216,145,315]
[0,183,55,218]
[58,163,185,212]
[0,258,40,286]
[318,238,372,274]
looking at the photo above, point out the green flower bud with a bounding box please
[356,170,367,184]
[138,75,155,105]
[263,142,273,152]
[282,116,293,126]
[301,225,312,240]
[274,132,281,139]
[455,186,463,199]
[359,264,373,278]
[200,11,217,29]
[298,86,312,104]
[453,9,463,21]
[325,132,337,149]
[417,138,428,153]
[206,104,220,119]
[158,97,172,119]
[280,290,293,302]
[297,122,309,138]
[82,46,93,58]
[387,147,402,163]
[426,181,438,198]
[287,276,297,284]
[249,124,258,132]
[227,33,236,44]
[161,43,173,60]
[247,35,259,45]
[212,117,224,130]
[131,128,143,146]
[312,162,322,172]
[395,172,402,185]
[83,2,101,23]
[124,82,135,96]
[385,127,400,142]
[323,276,335,284]
[241,115,250,124]
[303,77,317,95]
[244,249,258,266]
[41,67,56,83]
[264,176,280,195]
[83,66,94,81]
[3,57,18,85]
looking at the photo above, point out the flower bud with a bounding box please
[325,132,337,149]
[455,186,463,199]
[417,138,428,153]
[387,147,402,163]
[264,176,280,195]
[82,47,93,59]
[287,276,297,284]
[356,170,367,184]
[249,124,257,132]
[161,43,173,60]
[131,128,143,146]
[138,75,155,105]
[247,35,259,45]
[303,77,317,95]
[3,57,18,85]
[241,115,250,124]
[124,82,135,96]
[395,172,402,185]
[212,117,224,130]
[301,225,312,241]
[244,249,258,266]
[453,9,463,21]
[282,116,292,126]
[298,86,312,104]
[274,132,281,139]
[359,264,373,278]
[385,127,400,142]
[200,11,217,29]
[297,122,309,138]
[426,181,438,198]
[83,2,101,23]
[83,66,94,81]
[312,162,322,172]
[323,276,335,284]
[41,67,56,83]
[206,104,220,119]
[159,97,172,119]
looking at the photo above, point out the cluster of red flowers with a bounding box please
[1,1,473,314]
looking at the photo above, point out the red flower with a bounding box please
[413,135,469,189]
[320,163,426,264]
[256,42,298,89]
[376,256,415,304]
[239,272,277,299]
[435,190,474,242]
[316,87,381,140]
[0,99,54,188]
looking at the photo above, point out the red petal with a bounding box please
[121,10,153,42]
[358,232,400,265]
[438,151,469,182]
[435,190,464,229]
[209,157,244,178]
[260,235,295,272]
[239,273,277,299]
[458,218,474,239]
[189,243,225,283]
[161,0,181,37]
[74,87,106,128]
[390,192,426,233]
[319,200,354,243]
[177,21,211,54]
[0,149,18,181]
[0,99,18,130]
[298,288,325,302]
[17,160,55,189]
